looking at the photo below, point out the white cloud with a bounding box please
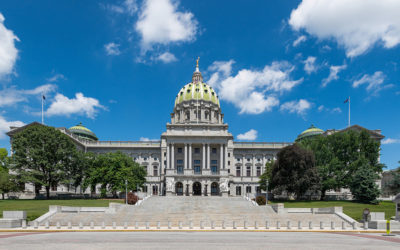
[207,60,302,114]
[104,42,121,56]
[156,52,177,63]
[0,115,24,139]
[353,71,393,95]
[139,137,158,141]
[47,74,65,83]
[135,0,198,51]
[237,129,258,141]
[293,35,307,47]
[0,13,19,79]
[289,0,400,57]
[46,93,105,119]
[322,64,347,87]
[104,0,137,15]
[280,99,312,115]
[303,56,317,74]
[0,84,57,107]
[382,138,400,145]
[318,105,342,113]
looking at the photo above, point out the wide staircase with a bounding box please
[47,196,349,228]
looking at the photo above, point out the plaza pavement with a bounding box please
[0,231,399,250]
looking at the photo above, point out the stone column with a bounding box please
[224,144,228,170]
[220,144,223,171]
[242,155,245,177]
[202,143,206,170]
[171,143,175,170]
[252,154,255,177]
[166,143,170,170]
[207,144,211,169]
[184,144,188,169]
[262,154,265,174]
[189,143,192,169]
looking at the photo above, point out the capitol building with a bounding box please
[7,62,384,199]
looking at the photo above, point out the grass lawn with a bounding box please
[270,200,395,221]
[0,199,124,221]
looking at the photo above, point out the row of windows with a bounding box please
[176,147,218,154]
[236,166,262,177]
[133,157,158,161]
[236,158,272,162]
[235,186,262,195]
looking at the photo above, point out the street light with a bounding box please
[125,180,128,205]
[265,179,269,206]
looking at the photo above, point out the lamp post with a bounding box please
[125,180,128,205]
[265,179,269,206]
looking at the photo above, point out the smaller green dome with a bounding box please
[296,124,324,142]
[69,123,98,141]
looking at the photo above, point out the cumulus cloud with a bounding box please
[47,74,65,83]
[322,64,347,87]
[382,138,400,145]
[135,0,198,51]
[289,0,400,57]
[293,35,306,47]
[0,84,57,107]
[353,71,393,95]
[46,93,105,119]
[303,56,317,74]
[104,42,121,55]
[156,52,177,63]
[237,129,258,141]
[139,137,158,141]
[280,99,312,115]
[0,115,24,139]
[207,60,302,114]
[318,105,342,113]
[104,0,137,15]
[0,13,19,79]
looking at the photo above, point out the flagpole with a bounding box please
[41,94,44,125]
[348,96,350,128]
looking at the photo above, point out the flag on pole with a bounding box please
[343,98,349,103]
[42,95,46,100]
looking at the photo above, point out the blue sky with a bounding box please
[0,0,399,169]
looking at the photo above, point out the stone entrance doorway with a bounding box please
[193,182,201,196]
[211,182,219,196]
[175,182,183,196]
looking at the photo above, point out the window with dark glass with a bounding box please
[236,166,241,177]
[236,186,241,196]
[228,161,230,166]
[194,148,200,154]
[194,160,201,174]
[256,166,261,177]
[211,160,218,174]
[246,166,251,177]
[246,186,251,193]
[256,186,261,194]
[177,148,183,153]
[212,148,217,154]
[153,166,158,176]
[228,153,230,157]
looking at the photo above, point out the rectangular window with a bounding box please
[256,186,261,194]
[177,159,183,164]
[236,186,241,196]
[228,161,230,166]
[211,160,218,165]
[143,186,148,193]
[246,166,251,177]
[256,166,261,177]
[236,166,241,177]
[237,158,240,161]
[212,148,217,154]
[211,166,218,174]
[194,148,200,154]
[194,160,201,165]
[177,166,184,174]
[247,158,250,162]
[164,152,166,157]
[153,166,158,176]
[228,153,230,157]
[144,157,147,161]
[154,157,157,161]
[257,158,261,162]
[194,166,201,174]
[177,147,183,153]
[246,186,251,193]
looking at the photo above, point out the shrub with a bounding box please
[256,195,266,205]
[127,192,138,205]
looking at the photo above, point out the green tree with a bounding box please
[386,162,400,195]
[270,144,320,200]
[300,129,384,200]
[10,124,78,198]
[258,160,274,192]
[83,151,146,197]
[349,156,380,203]
[0,148,19,199]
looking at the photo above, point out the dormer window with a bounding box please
[204,90,208,93]
[180,92,183,95]
[196,88,199,92]
[187,89,190,93]
[212,92,215,96]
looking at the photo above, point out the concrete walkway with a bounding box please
[0,232,399,250]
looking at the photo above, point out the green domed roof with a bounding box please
[68,123,98,141]
[296,124,324,142]
[174,81,220,107]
